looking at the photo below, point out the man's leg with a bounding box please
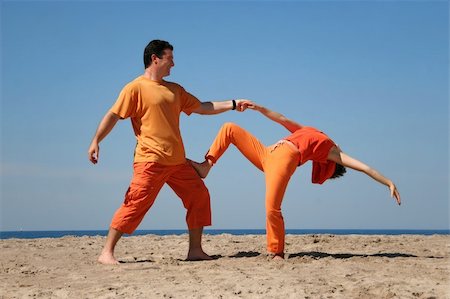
[187,227,211,261]
[98,162,167,265]
[98,227,123,265]
[167,163,212,261]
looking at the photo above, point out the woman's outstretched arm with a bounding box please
[248,104,303,133]
[327,146,401,205]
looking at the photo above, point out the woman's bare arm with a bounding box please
[248,104,302,133]
[327,146,401,205]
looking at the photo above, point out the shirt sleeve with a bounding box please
[313,138,335,162]
[180,86,201,116]
[110,83,138,119]
[311,137,336,184]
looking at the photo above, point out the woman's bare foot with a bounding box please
[186,249,213,261]
[189,159,212,179]
[269,253,285,260]
[98,251,120,265]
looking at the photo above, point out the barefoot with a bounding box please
[98,252,120,265]
[189,159,212,179]
[272,255,284,261]
[269,253,285,261]
[186,249,213,261]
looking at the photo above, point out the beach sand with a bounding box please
[1,234,449,298]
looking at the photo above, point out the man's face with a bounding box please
[155,49,174,77]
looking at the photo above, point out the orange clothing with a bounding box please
[110,76,201,165]
[284,127,336,184]
[206,123,299,254]
[108,77,210,234]
[205,123,336,254]
[111,162,211,234]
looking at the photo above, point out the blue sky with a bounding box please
[1,1,448,231]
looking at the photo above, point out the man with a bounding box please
[88,40,252,264]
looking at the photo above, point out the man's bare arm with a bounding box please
[88,111,120,164]
[192,99,253,115]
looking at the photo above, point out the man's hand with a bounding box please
[87,111,120,164]
[88,141,100,164]
[235,99,254,112]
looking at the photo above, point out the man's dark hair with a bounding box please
[143,40,174,68]
[330,163,346,180]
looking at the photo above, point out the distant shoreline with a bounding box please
[1,229,449,239]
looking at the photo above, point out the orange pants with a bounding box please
[206,123,300,254]
[111,161,211,234]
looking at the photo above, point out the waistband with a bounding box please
[271,139,299,153]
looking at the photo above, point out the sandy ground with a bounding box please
[0,234,449,298]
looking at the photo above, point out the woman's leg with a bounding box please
[264,143,299,257]
[192,123,268,178]
[207,122,267,169]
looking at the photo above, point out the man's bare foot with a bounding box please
[189,159,212,179]
[98,252,120,265]
[186,249,213,261]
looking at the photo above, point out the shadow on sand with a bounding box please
[287,251,444,259]
[119,259,154,263]
[118,251,444,263]
[223,251,445,260]
[229,251,261,258]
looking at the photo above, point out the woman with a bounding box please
[190,104,401,259]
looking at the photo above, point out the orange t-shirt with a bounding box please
[284,126,336,184]
[110,76,201,165]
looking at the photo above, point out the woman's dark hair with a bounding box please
[143,40,174,68]
[330,163,346,179]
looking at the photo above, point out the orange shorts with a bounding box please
[110,161,211,234]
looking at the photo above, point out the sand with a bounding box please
[0,234,449,298]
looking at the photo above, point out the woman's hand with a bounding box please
[235,99,254,112]
[247,103,263,111]
[389,182,401,205]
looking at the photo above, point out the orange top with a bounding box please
[284,126,336,184]
[110,76,201,165]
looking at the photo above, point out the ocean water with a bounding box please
[1,229,449,239]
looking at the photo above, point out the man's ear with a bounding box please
[151,54,158,64]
